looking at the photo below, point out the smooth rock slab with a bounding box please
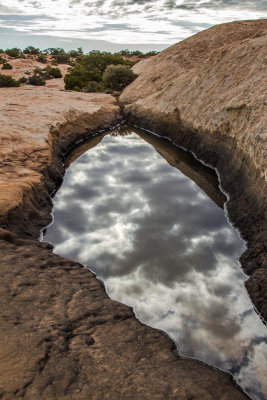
[120,19,267,322]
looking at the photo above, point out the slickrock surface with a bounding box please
[121,19,267,321]
[0,70,249,397]
[0,232,248,400]
[0,55,69,89]
[0,86,119,237]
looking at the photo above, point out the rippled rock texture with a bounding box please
[0,230,249,399]
[121,20,267,321]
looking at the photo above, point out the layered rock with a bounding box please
[0,86,119,237]
[0,73,251,397]
[120,19,267,321]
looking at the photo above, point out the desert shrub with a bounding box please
[64,51,134,90]
[27,68,47,85]
[102,64,137,91]
[83,81,106,93]
[116,49,132,57]
[52,52,70,64]
[5,48,21,58]
[116,49,142,57]
[43,65,62,78]
[33,67,44,75]
[131,50,143,57]
[0,74,20,87]
[104,88,113,94]
[137,51,159,59]
[68,61,77,67]
[64,73,88,90]
[0,56,6,64]
[116,49,158,59]
[43,47,64,55]
[144,51,158,57]
[2,63,12,70]
[19,76,28,84]
[23,46,40,55]
[28,67,52,82]
[37,54,47,63]
[28,74,46,86]
[68,48,83,58]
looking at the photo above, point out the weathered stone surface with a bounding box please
[138,129,227,208]
[0,233,249,399]
[121,20,267,180]
[0,69,249,399]
[120,19,267,321]
[0,85,119,237]
[0,24,261,398]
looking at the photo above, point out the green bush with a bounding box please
[52,53,70,64]
[144,51,158,57]
[68,48,83,58]
[2,63,12,70]
[5,48,21,58]
[28,73,46,86]
[102,64,137,91]
[0,74,20,87]
[115,49,158,58]
[0,56,6,64]
[19,76,28,84]
[64,73,88,90]
[43,47,64,55]
[23,46,40,55]
[44,65,62,78]
[37,54,47,63]
[83,81,105,93]
[64,51,134,90]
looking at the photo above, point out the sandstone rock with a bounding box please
[0,235,249,399]
[120,19,267,321]
[121,20,267,180]
[0,85,119,236]
[0,22,263,399]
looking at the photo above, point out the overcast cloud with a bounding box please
[0,0,266,51]
[44,131,267,400]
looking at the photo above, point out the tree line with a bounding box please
[0,46,159,92]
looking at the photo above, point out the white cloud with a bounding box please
[44,129,267,399]
[0,0,266,46]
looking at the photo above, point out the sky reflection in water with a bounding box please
[45,130,267,400]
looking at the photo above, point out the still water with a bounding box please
[44,127,267,400]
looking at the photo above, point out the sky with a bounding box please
[45,130,267,400]
[0,0,266,52]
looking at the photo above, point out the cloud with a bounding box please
[46,132,243,285]
[0,0,266,48]
[44,129,267,400]
[164,0,267,11]
[0,2,25,13]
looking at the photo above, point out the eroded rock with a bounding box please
[0,21,263,399]
[120,19,267,321]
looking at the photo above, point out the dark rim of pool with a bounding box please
[43,125,267,400]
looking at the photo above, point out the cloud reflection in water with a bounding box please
[45,131,267,400]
